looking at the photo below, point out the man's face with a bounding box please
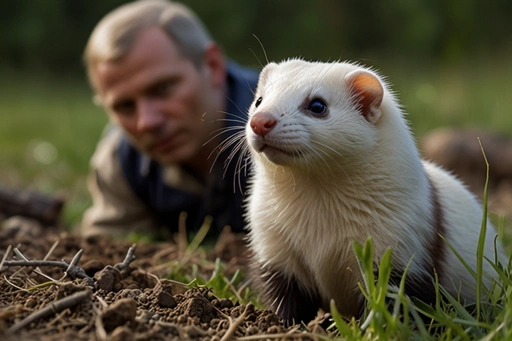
[92,27,226,166]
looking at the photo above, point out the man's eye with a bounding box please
[112,100,135,116]
[152,83,173,97]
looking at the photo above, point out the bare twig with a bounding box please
[12,248,57,282]
[7,289,92,334]
[62,249,94,286]
[92,303,108,341]
[115,244,137,271]
[220,304,251,341]
[0,245,12,270]
[236,331,318,340]
[3,275,30,292]
[3,260,76,270]
[12,247,30,261]
[67,249,84,270]
[2,259,95,287]
[3,245,137,289]
[47,308,71,327]
[43,240,59,261]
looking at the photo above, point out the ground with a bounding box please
[0,217,330,340]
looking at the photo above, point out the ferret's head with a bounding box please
[246,59,394,171]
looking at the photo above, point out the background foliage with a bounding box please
[1,0,511,73]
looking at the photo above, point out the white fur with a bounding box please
[245,59,506,317]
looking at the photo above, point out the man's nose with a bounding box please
[137,100,164,131]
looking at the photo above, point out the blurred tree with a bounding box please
[0,0,510,75]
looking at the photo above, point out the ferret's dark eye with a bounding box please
[255,97,263,108]
[307,98,327,117]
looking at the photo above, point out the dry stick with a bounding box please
[2,259,95,287]
[236,332,319,341]
[46,308,71,327]
[94,294,108,308]
[3,275,29,292]
[67,249,84,270]
[57,249,85,282]
[7,289,92,334]
[43,240,60,261]
[64,249,91,283]
[115,244,137,271]
[9,244,29,280]
[12,247,56,282]
[235,325,320,341]
[4,260,77,270]
[92,304,108,341]
[3,247,100,287]
[220,304,251,341]
[0,245,12,270]
[4,245,137,288]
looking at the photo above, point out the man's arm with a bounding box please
[80,126,159,238]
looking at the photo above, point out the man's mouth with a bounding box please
[148,134,176,152]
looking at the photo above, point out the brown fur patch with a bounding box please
[427,176,447,283]
[252,263,322,326]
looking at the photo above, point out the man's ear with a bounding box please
[203,42,226,87]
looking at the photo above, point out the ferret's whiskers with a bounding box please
[204,126,243,149]
[222,133,249,190]
[251,34,269,68]
[202,109,249,175]
[233,144,252,194]
[205,128,242,173]
[220,132,245,169]
[225,95,255,120]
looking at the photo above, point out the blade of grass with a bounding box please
[476,137,490,318]
[329,299,361,340]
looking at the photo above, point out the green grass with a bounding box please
[325,235,512,340]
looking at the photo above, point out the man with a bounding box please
[81,0,258,238]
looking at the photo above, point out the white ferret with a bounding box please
[244,59,506,324]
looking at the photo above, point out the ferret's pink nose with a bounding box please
[250,112,277,137]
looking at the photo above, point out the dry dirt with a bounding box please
[0,217,330,341]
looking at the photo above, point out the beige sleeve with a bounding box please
[79,126,160,238]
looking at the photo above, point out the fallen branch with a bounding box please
[115,244,136,271]
[2,248,95,287]
[0,244,12,270]
[2,259,95,287]
[1,245,138,290]
[13,247,60,282]
[7,289,92,334]
[0,184,64,225]
[220,304,251,341]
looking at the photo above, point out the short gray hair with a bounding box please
[84,0,212,89]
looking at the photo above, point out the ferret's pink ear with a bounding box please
[345,70,384,124]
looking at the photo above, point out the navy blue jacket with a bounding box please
[118,61,258,235]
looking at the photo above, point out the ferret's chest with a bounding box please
[250,178,375,261]
[248,171,418,272]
